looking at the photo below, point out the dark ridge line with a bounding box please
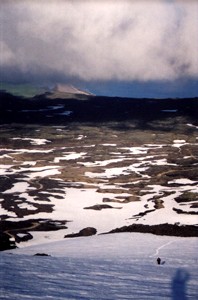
[103,223,198,237]
[0,91,197,126]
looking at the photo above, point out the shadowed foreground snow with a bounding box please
[1,233,197,299]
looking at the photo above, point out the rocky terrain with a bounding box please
[0,89,197,250]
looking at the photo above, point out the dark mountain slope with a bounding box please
[0,91,197,128]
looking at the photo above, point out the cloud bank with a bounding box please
[0,0,198,84]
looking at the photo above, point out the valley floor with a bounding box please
[0,120,198,249]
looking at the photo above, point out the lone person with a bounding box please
[157,257,161,265]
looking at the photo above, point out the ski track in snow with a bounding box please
[149,240,175,258]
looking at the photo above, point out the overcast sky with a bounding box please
[0,0,198,97]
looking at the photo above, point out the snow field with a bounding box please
[1,233,197,300]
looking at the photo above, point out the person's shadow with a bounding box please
[172,268,190,300]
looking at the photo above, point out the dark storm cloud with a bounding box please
[0,0,198,83]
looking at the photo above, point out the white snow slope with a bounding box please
[1,233,197,300]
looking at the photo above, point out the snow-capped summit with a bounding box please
[53,83,93,96]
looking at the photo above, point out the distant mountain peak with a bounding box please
[53,84,93,96]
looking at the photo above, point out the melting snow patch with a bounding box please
[18,203,37,210]
[0,154,12,159]
[173,140,186,143]
[187,123,198,129]
[12,138,51,145]
[54,152,86,163]
[85,163,149,179]
[79,158,125,167]
[76,135,86,140]
[21,161,37,166]
[10,149,53,154]
[26,166,61,179]
[172,140,186,147]
[102,144,117,146]
[120,146,148,154]
[168,178,197,185]
[3,182,34,194]
[0,164,14,175]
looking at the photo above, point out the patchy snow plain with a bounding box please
[0,133,198,247]
[0,119,198,299]
[1,233,197,300]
